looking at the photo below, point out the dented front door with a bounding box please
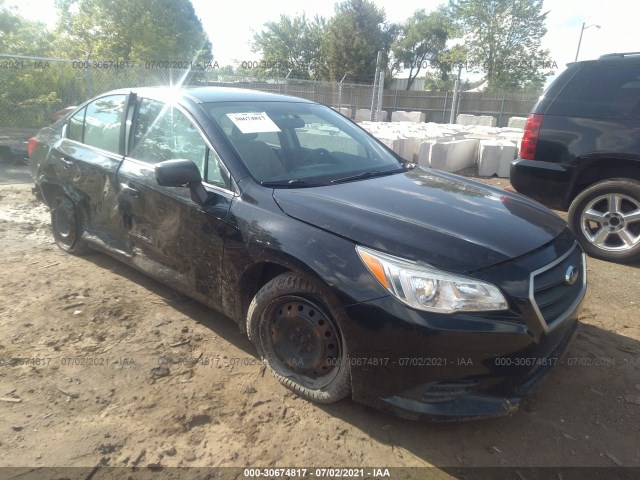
[115,97,231,309]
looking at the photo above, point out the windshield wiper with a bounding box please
[329,168,404,184]
[260,179,325,188]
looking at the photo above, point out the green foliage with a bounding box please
[423,72,470,92]
[252,14,325,80]
[448,0,552,92]
[320,0,397,83]
[0,0,212,127]
[0,0,53,55]
[54,0,212,62]
[391,8,453,90]
[0,62,85,127]
[207,65,240,82]
[0,2,67,127]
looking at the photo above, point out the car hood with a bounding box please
[272,168,567,273]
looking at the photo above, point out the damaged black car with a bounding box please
[29,87,586,420]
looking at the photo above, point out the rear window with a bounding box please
[548,63,640,120]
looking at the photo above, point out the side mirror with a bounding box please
[155,159,201,186]
[155,159,209,205]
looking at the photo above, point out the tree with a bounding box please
[391,8,453,90]
[448,0,552,92]
[423,72,471,92]
[0,1,73,128]
[0,0,53,56]
[252,14,325,80]
[320,0,397,84]
[54,0,212,63]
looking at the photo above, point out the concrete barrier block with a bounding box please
[456,114,476,126]
[394,137,424,162]
[430,139,479,173]
[497,140,517,178]
[356,109,388,122]
[478,140,501,176]
[478,139,517,177]
[355,109,372,122]
[378,138,396,150]
[391,111,426,123]
[417,141,435,167]
[507,116,528,129]
[477,115,497,127]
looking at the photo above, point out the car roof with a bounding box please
[598,51,640,60]
[106,86,316,105]
[566,52,640,68]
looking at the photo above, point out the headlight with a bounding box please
[356,246,508,314]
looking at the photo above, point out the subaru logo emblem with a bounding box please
[565,265,579,285]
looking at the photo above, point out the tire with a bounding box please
[247,273,351,403]
[51,195,88,255]
[568,179,640,263]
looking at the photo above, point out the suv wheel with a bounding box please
[568,179,640,263]
[247,273,351,403]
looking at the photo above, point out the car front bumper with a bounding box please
[341,235,585,420]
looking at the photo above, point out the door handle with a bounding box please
[120,183,140,198]
[60,157,73,169]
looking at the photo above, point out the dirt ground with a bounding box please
[0,170,639,476]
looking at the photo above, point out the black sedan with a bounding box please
[29,87,586,420]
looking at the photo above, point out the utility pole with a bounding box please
[338,74,346,110]
[376,71,385,121]
[370,51,382,121]
[449,63,462,124]
[575,22,601,62]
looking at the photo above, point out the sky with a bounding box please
[6,0,640,85]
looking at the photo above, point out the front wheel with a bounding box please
[247,273,351,403]
[568,179,640,263]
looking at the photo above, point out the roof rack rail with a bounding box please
[599,52,640,58]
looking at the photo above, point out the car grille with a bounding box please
[530,243,586,332]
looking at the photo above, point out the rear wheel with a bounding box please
[568,179,640,263]
[247,273,351,403]
[51,195,88,255]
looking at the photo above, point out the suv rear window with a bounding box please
[548,63,640,120]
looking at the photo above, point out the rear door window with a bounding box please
[549,63,640,119]
[67,107,86,142]
[82,95,126,153]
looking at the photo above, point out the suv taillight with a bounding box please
[520,114,543,160]
[27,137,38,157]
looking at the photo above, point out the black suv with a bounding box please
[511,52,640,263]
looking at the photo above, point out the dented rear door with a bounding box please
[55,93,132,254]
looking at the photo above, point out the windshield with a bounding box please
[204,101,403,186]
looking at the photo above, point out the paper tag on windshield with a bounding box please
[226,112,281,134]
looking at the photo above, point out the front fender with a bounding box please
[221,186,387,328]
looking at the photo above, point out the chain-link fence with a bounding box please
[0,54,539,160]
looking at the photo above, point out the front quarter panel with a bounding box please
[221,180,388,326]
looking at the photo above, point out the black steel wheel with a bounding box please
[51,195,87,255]
[247,273,351,403]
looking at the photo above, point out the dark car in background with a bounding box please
[511,52,640,263]
[29,86,586,420]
